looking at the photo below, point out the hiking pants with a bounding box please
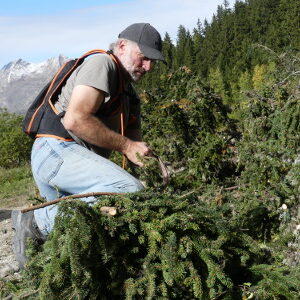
[31,137,144,235]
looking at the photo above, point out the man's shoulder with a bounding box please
[83,53,117,69]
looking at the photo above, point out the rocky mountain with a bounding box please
[0,55,69,114]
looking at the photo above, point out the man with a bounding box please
[12,23,166,269]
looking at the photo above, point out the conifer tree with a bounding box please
[174,25,194,69]
[208,67,227,101]
[162,32,175,70]
[275,0,300,50]
[192,19,205,74]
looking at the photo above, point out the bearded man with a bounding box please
[12,23,166,269]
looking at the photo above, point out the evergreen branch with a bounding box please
[21,192,124,213]
[278,71,300,86]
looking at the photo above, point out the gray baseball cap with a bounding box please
[118,23,166,63]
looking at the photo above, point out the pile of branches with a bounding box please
[22,190,299,299]
[2,52,300,299]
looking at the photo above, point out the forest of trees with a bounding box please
[1,0,300,299]
[140,0,300,113]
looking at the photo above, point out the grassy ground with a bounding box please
[0,164,38,209]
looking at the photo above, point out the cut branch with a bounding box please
[21,192,124,213]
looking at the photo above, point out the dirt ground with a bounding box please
[0,210,20,279]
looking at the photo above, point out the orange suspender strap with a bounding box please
[29,49,128,167]
[106,51,127,168]
[120,103,127,169]
[49,50,112,114]
[100,51,127,168]
[35,134,74,141]
[26,49,119,134]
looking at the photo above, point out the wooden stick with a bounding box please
[21,192,124,213]
[100,206,118,216]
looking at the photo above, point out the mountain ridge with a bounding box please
[0,55,69,114]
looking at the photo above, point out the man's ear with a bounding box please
[118,39,127,54]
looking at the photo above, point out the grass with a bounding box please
[0,164,38,209]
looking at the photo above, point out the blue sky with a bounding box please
[0,0,236,68]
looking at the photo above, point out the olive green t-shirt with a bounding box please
[55,53,141,157]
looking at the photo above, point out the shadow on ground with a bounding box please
[0,210,12,222]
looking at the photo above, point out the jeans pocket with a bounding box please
[31,140,63,183]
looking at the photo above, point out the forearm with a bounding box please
[65,113,151,166]
[64,113,130,153]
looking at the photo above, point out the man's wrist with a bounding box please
[119,136,131,155]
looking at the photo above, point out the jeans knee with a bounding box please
[133,180,145,192]
[124,178,144,193]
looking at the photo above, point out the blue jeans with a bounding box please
[31,137,144,235]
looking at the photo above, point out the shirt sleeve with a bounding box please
[74,55,119,102]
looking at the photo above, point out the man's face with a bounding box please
[120,42,155,82]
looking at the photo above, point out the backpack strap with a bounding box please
[48,50,124,115]
[24,49,124,140]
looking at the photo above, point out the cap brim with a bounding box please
[139,43,167,64]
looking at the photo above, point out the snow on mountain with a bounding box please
[0,55,69,114]
[0,55,68,84]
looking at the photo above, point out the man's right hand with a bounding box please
[122,140,153,167]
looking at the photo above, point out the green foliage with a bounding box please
[249,264,300,299]
[0,164,36,208]
[22,192,293,300]
[5,1,300,298]
[19,186,299,300]
[237,51,300,194]
[138,67,237,189]
[0,278,19,299]
[208,67,227,102]
[13,59,300,299]
[139,0,300,107]
[0,109,32,168]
